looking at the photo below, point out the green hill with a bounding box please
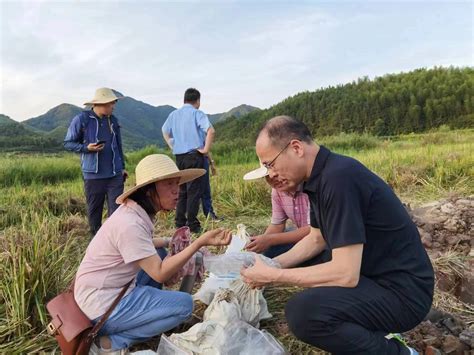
[20,96,259,150]
[22,99,176,150]
[215,67,474,143]
[0,114,59,152]
[209,104,260,123]
[24,103,82,133]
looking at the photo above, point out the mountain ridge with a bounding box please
[18,99,258,149]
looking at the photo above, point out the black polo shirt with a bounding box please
[304,146,434,315]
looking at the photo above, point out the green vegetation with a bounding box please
[215,67,474,142]
[0,128,472,353]
[0,114,61,152]
[2,67,473,153]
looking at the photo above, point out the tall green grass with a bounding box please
[0,154,80,187]
[0,212,88,353]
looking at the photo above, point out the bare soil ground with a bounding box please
[404,196,473,354]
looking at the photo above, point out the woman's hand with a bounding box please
[198,228,232,247]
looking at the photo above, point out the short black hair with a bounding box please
[184,88,201,103]
[128,184,158,216]
[257,115,313,148]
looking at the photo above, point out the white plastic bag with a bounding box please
[156,334,191,354]
[226,224,251,253]
[220,321,287,355]
[193,273,235,305]
[204,252,279,278]
[195,252,280,305]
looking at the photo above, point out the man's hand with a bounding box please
[241,255,280,289]
[87,143,104,152]
[245,235,273,253]
[122,170,129,181]
[197,148,208,155]
[210,162,217,176]
[198,228,232,247]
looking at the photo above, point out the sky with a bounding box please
[0,0,472,122]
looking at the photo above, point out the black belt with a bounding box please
[175,149,202,157]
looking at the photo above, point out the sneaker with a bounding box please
[385,333,418,355]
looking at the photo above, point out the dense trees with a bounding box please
[0,114,61,152]
[215,67,473,142]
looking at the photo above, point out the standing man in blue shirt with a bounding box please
[64,88,127,237]
[162,88,215,233]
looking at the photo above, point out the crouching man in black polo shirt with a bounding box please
[241,116,433,355]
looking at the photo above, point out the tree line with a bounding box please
[215,66,473,142]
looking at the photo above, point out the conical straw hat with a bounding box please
[116,154,205,204]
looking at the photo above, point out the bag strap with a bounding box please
[87,279,133,339]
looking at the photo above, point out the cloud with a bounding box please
[0,1,472,121]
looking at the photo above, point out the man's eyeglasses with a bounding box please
[262,141,291,170]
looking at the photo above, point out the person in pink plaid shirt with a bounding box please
[244,166,311,259]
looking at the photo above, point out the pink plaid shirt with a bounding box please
[271,187,310,228]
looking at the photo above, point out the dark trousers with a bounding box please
[284,256,430,354]
[175,152,205,232]
[262,225,331,267]
[263,243,294,259]
[263,243,332,267]
[84,174,124,237]
[201,157,215,216]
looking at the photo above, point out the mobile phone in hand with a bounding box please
[96,140,106,145]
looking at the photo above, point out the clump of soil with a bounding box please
[409,196,473,255]
[404,196,473,354]
[404,309,473,355]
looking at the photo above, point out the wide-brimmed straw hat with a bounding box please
[116,154,205,204]
[243,163,269,180]
[84,87,121,106]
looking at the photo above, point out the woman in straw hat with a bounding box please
[74,154,232,354]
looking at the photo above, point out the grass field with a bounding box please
[0,128,473,353]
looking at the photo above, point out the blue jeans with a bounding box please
[201,157,215,216]
[135,247,168,289]
[94,248,193,350]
